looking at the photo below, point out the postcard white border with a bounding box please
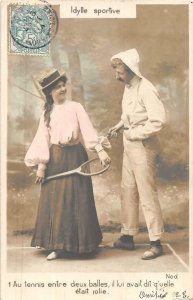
[1,0,193,299]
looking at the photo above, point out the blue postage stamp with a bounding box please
[9,4,58,55]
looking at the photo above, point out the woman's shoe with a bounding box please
[46,251,59,260]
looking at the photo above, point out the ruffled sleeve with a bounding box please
[24,114,50,168]
[75,103,111,152]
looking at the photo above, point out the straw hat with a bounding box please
[38,69,67,93]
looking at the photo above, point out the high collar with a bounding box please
[126,75,142,88]
[53,99,67,108]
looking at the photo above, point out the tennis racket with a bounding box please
[45,157,110,181]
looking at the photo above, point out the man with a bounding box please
[108,48,166,260]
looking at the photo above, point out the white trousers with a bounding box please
[121,135,164,241]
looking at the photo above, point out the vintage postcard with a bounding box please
[1,0,193,299]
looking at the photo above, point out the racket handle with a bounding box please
[45,169,75,181]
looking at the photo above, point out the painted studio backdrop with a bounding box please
[8,6,188,243]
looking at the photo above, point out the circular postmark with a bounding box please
[10,2,58,49]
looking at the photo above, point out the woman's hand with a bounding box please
[97,149,111,167]
[35,169,45,184]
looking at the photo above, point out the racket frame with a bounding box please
[45,157,110,181]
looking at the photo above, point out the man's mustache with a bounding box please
[117,78,124,82]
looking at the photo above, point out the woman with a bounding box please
[25,69,111,260]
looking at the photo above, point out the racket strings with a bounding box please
[80,159,104,175]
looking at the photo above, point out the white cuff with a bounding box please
[95,144,104,153]
[38,163,47,171]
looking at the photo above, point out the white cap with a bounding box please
[111,48,142,78]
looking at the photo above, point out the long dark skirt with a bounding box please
[31,143,102,253]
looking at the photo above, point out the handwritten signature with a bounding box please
[139,290,168,299]
[172,291,191,300]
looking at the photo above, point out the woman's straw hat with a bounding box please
[38,69,67,93]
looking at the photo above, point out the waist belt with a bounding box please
[52,142,80,148]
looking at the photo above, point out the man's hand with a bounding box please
[107,120,124,139]
[108,126,118,139]
[97,149,111,167]
[35,169,45,184]
[108,124,122,139]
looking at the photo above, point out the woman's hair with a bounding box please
[43,76,67,128]
[44,92,54,128]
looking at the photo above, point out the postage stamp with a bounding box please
[9,3,58,55]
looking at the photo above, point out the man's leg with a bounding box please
[114,147,139,250]
[131,141,164,259]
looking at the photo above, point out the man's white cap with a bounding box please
[111,48,142,78]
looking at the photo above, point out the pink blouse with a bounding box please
[25,100,110,170]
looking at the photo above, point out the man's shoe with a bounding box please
[114,235,135,250]
[141,244,163,260]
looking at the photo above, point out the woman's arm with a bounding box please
[75,103,111,166]
[24,114,50,169]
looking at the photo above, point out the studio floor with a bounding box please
[7,230,189,273]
